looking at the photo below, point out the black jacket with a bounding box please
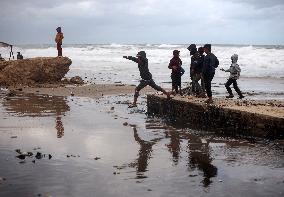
[125,56,152,80]
[202,53,218,76]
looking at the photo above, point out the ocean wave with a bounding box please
[157,44,181,48]
[1,44,283,79]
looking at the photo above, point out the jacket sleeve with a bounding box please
[168,59,173,69]
[125,56,138,63]
[224,68,231,72]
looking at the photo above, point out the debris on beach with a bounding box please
[70,76,84,85]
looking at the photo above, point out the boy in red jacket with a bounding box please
[168,50,184,95]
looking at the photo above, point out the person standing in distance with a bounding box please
[55,27,64,57]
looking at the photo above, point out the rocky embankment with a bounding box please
[0,57,72,86]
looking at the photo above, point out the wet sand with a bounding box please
[9,84,155,99]
[0,86,284,197]
[7,83,284,118]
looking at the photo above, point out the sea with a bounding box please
[1,44,284,98]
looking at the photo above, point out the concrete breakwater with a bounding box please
[147,95,284,139]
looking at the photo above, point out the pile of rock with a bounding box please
[0,57,72,86]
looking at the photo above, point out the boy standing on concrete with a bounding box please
[123,51,170,108]
[168,50,183,95]
[220,54,244,99]
[202,44,219,104]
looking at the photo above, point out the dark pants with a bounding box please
[225,78,243,96]
[192,73,205,94]
[57,43,62,56]
[171,73,181,93]
[135,79,163,97]
[203,74,214,98]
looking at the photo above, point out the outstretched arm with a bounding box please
[220,67,230,72]
[123,56,138,63]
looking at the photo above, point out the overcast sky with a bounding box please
[0,0,284,45]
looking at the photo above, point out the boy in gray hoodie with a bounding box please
[220,54,244,99]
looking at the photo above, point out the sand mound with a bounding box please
[0,57,72,86]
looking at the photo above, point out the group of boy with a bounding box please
[124,43,244,107]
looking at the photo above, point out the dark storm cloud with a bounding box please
[0,0,284,44]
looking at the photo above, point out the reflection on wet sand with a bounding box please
[2,92,69,138]
[186,133,217,187]
[165,129,181,165]
[131,127,154,178]
[2,93,70,117]
[125,118,217,187]
[56,116,64,138]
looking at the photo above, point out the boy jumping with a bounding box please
[123,51,170,108]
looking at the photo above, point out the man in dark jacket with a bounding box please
[123,51,170,108]
[202,44,219,103]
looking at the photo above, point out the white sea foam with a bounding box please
[1,44,284,85]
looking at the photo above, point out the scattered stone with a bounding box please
[123,122,128,126]
[218,180,223,182]
[71,92,74,96]
[94,157,101,160]
[19,161,26,164]
[110,107,115,110]
[48,154,52,159]
[15,149,22,154]
[70,76,84,85]
[16,155,26,160]
[17,88,23,91]
[67,155,70,158]
[32,160,36,163]
[35,152,43,159]
[147,189,152,191]
[11,136,17,139]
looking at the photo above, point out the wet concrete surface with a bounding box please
[0,92,283,197]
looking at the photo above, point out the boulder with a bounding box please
[0,57,72,86]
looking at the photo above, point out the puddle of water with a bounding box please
[0,92,283,197]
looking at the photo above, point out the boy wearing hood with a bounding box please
[168,50,184,95]
[221,54,244,99]
[123,51,170,108]
[55,27,64,57]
